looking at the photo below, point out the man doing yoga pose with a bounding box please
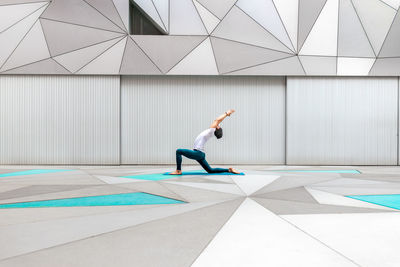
[170,109,240,175]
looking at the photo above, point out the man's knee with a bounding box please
[176,149,183,155]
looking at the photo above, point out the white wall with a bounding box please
[121,76,286,164]
[287,77,398,165]
[0,75,120,164]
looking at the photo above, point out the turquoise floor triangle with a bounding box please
[0,192,184,209]
[0,169,72,178]
[346,194,400,210]
[121,170,244,181]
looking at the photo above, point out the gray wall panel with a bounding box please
[0,75,120,164]
[121,76,285,164]
[287,77,398,165]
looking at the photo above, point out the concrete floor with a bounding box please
[0,165,399,267]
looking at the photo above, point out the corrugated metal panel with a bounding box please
[287,77,398,165]
[121,76,285,164]
[0,75,120,164]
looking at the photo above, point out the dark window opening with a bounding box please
[129,1,165,35]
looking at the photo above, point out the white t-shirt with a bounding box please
[193,128,215,152]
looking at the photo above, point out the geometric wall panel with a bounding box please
[228,56,305,75]
[0,4,47,68]
[369,58,400,76]
[112,0,130,31]
[196,0,237,19]
[40,19,125,57]
[236,0,295,52]
[297,0,327,51]
[84,0,127,32]
[337,57,375,76]
[133,0,166,32]
[132,35,206,73]
[53,37,123,73]
[0,1,47,32]
[352,0,397,55]
[193,0,220,34]
[299,56,337,75]
[41,0,124,33]
[299,0,339,56]
[2,59,70,74]
[119,37,161,74]
[168,38,218,75]
[152,0,169,32]
[381,0,400,9]
[338,0,375,57]
[212,6,293,53]
[0,0,400,76]
[77,37,127,74]
[273,0,299,53]
[1,20,50,72]
[378,12,400,57]
[170,0,207,35]
[211,37,292,74]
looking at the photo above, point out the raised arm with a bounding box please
[210,109,235,128]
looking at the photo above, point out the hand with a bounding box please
[226,109,235,116]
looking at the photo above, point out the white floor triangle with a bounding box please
[164,181,244,195]
[168,38,218,75]
[232,175,280,196]
[193,0,220,34]
[77,37,127,74]
[192,198,357,267]
[305,187,395,211]
[299,0,339,56]
[1,20,50,71]
[282,212,400,267]
[94,175,145,184]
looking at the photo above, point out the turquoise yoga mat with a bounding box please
[121,171,244,181]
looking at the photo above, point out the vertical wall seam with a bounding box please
[397,77,400,165]
[285,76,288,165]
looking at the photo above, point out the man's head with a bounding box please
[214,126,223,139]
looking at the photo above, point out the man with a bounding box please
[170,109,240,175]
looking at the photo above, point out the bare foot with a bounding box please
[169,170,182,175]
[229,168,240,174]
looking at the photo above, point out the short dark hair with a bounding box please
[214,128,223,139]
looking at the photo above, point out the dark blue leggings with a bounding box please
[176,149,229,173]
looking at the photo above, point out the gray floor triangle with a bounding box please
[254,186,318,203]
[252,197,391,215]
[0,199,243,265]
